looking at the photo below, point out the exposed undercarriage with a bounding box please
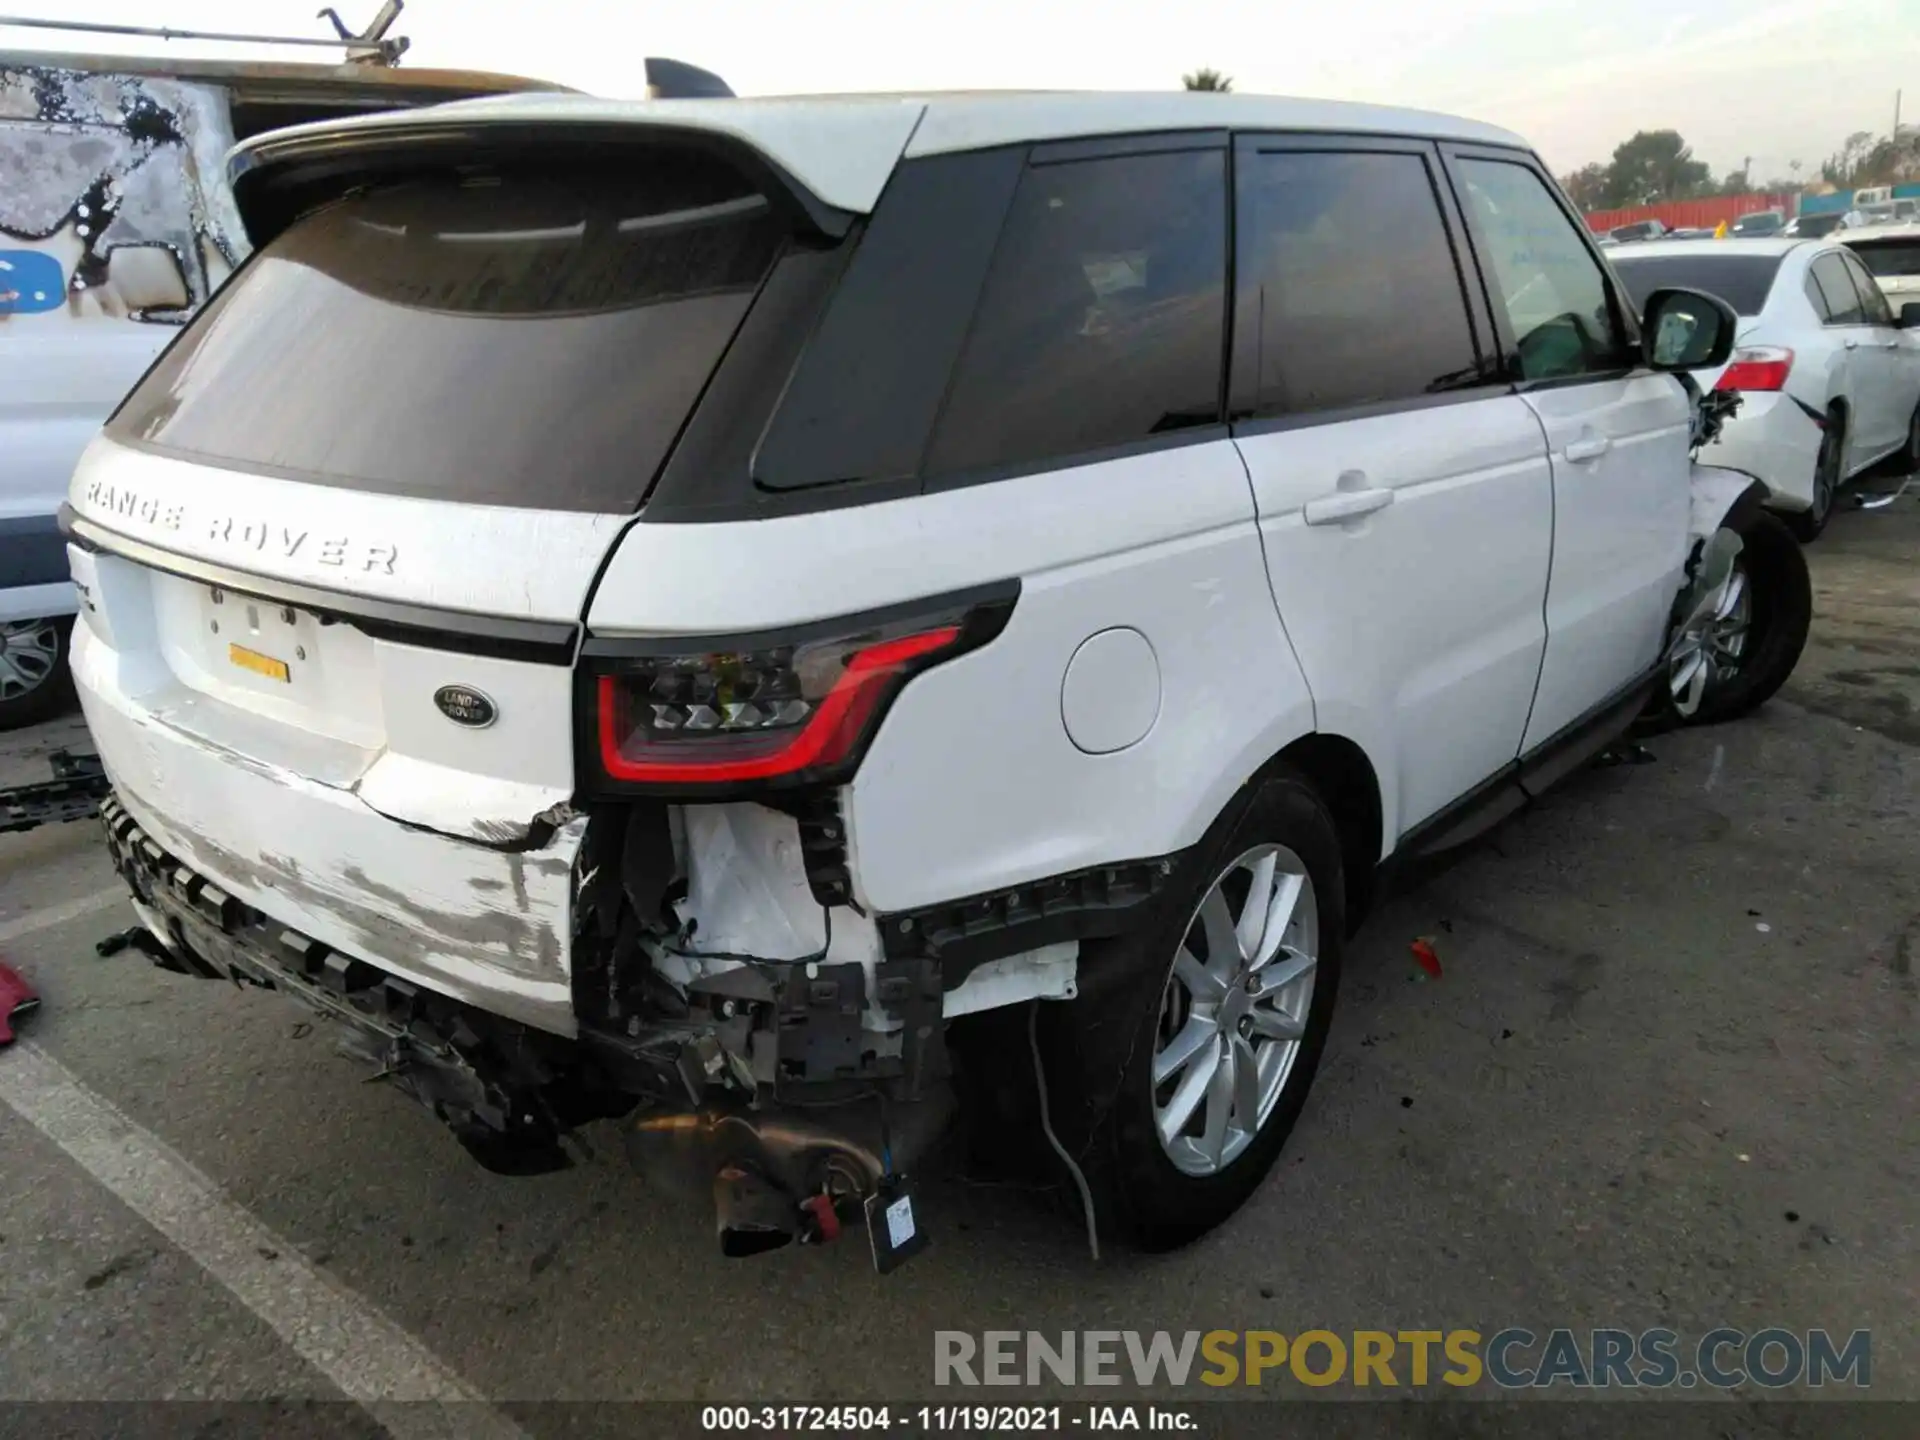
[93,787,1137,1261]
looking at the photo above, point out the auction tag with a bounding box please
[865,1174,929,1274]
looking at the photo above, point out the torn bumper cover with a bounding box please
[101,794,597,1172]
[99,792,951,1178]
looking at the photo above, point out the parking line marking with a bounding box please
[0,1040,529,1440]
[0,888,128,947]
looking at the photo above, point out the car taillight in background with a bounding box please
[1714,347,1793,392]
[583,584,1018,793]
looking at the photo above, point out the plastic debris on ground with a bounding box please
[1853,477,1910,511]
[1592,741,1658,769]
[1410,937,1443,979]
[0,958,40,1045]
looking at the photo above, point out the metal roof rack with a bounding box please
[0,0,411,65]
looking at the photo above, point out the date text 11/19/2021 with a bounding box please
[701,1406,1195,1432]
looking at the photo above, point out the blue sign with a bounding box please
[0,250,65,314]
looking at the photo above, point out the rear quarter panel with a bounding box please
[591,442,1317,913]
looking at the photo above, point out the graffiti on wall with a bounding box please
[0,63,249,323]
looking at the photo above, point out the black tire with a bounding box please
[1040,770,1344,1251]
[1679,509,1810,726]
[0,616,76,731]
[1905,399,1920,472]
[1788,407,1843,541]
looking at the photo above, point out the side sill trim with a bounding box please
[1384,661,1661,870]
[1516,663,1662,800]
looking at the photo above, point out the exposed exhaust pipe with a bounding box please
[714,1162,800,1257]
[626,1087,955,1257]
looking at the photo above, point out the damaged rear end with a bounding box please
[68,102,973,1252]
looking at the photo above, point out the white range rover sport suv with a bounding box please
[64,90,1810,1259]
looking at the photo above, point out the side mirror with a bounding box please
[1899,303,1920,329]
[1642,287,1739,371]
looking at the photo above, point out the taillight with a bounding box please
[1714,347,1793,392]
[584,585,1017,793]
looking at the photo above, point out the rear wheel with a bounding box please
[1669,510,1810,726]
[1789,407,1844,541]
[1042,771,1343,1250]
[0,617,74,731]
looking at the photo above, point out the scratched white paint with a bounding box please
[71,613,584,1037]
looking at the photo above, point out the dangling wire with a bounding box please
[1029,999,1100,1262]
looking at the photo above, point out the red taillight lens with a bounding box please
[1714,347,1793,392]
[589,589,1015,791]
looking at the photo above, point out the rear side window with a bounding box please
[1455,157,1632,382]
[922,147,1227,479]
[112,157,786,512]
[753,149,1022,490]
[1808,252,1866,324]
[1233,148,1483,419]
[1608,253,1784,318]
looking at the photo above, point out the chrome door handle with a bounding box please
[1303,487,1395,525]
[1844,338,1861,349]
[1563,435,1611,462]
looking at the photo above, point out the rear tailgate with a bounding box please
[65,123,821,1025]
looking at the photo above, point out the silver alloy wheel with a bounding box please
[1151,843,1318,1177]
[1669,558,1752,717]
[0,619,61,703]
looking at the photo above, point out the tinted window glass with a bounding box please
[1840,251,1896,325]
[1609,253,1784,317]
[1849,239,1920,276]
[923,148,1226,478]
[112,158,786,511]
[1234,149,1482,418]
[1792,212,1846,238]
[755,150,1022,490]
[1457,158,1631,381]
[1803,269,1834,321]
[1810,253,1866,323]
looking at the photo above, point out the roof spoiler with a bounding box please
[644,57,734,100]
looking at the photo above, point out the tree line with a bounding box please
[1170,82,1920,208]
[1563,127,1920,211]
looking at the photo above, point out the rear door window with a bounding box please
[1231,145,1486,419]
[921,146,1228,479]
[111,156,786,512]
[1840,250,1896,325]
[1809,252,1867,324]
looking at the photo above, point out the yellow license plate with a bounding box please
[227,643,291,683]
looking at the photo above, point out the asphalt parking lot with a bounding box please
[2,485,1916,1431]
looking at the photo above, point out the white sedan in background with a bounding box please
[1611,238,1920,539]
[1842,221,1920,312]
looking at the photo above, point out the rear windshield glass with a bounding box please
[1608,253,1784,317]
[1848,240,1920,277]
[112,157,786,512]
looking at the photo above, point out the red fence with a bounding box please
[1583,194,1798,234]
